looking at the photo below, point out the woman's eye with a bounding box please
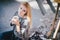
[20,8,22,9]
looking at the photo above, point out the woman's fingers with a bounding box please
[10,16,20,25]
[11,20,16,24]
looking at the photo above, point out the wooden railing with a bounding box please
[52,20,60,40]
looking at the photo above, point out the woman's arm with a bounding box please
[10,16,20,32]
[13,18,20,33]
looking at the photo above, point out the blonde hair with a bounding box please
[20,2,32,27]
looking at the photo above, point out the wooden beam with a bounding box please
[53,20,60,39]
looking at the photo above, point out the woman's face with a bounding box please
[18,4,27,17]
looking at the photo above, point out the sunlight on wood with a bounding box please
[53,20,60,39]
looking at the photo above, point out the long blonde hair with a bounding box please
[20,2,32,27]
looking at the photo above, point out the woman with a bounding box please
[10,2,32,40]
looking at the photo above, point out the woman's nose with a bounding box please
[20,10,23,13]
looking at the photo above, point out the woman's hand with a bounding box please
[11,16,20,26]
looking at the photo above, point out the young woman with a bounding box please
[10,2,32,40]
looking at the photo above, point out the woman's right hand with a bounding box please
[10,16,20,32]
[10,16,19,25]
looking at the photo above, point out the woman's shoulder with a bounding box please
[26,17,30,22]
[23,17,30,24]
[23,17,30,26]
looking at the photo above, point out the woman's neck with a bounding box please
[20,15,24,18]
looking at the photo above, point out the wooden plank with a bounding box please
[53,20,60,39]
[54,0,60,3]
